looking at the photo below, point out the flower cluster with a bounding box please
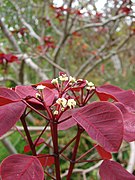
[35,73,95,116]
[56,97,76,111]
[85,81,95,90]
[51,74,76,84]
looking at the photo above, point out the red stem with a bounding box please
[75,144,98,162]
[44,170,56,180]
[84,90,95,104]
[81,88,84,104]
[66,127,83,180]
[71,90,80,105]
[22,100,50,120]
[76,158,102,163]
[57,115,72,124]
[50,122,61,180]
[59,135,77,154]
[41,98,61,179]
[20,114,37,156]
[34,122,49,147]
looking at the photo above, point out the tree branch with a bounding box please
[71,13,135,33]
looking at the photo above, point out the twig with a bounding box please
[0,132,14,140]
[10,0,41,42]
[81,46,129,79]
[11,126,50,131]
[0,19,48,80]
[61,161,102,178]
[1,138,17,154]
[0,19,21,53]
[71,13,135,33]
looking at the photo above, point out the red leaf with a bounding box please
[99,160,135,180]
[24,138,45,153]
[33,80,55,89]
[0,101,26,137]
[115,102,135,142]
[15,85,44,109]
[0,97,15,106]
[96,84,135,112]
[0,88,21,106]
[120,7,131,15]
[15,85,38,99]
[72,101,123,152]
[0,53,19,64]
[5,54,19,63]
[18,27,28,36]
[11,27,28,36]
[16,85,56,108]
[42,87,55,106]
[1,154,44,180]
[37,154,54,167]
[96,84,122,101]
[95,144,112,159]
[0,88,26,137]
[58,109,77,130]
[96,12,103,18]
[70,79,87,91]
[45,19,51,26]
[0,87,21,100]
[72,31,82,37]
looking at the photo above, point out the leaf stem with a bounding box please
[20,114,37,156]
[66,126,83,179]
[59,135,77,154]
[84,91,95,104]
[75,144,98,162]
[57,115,72,124]
[22,100,50,120]
[34,122,49,147]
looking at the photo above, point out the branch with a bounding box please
[75,33,131,78]
[74,40,109,78]
[10,0,42,42]
[12,126,50,131]
[0,19,48,80]
[41,54,69,74]
[1,138,17,154]
[19,54,48,80]
[71,13,135,33]
[81,47,128,78]
[61,161,102,178]
[64,0,74,34]
[0,19,21,53]
[0,76,20,85]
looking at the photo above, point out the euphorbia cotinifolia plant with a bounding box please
[0,72,135,179]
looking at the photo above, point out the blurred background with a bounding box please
[0,0,135,179]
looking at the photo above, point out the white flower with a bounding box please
[51,78,58,84]
[36,93,41,98]
[56,98,67,107]
[69,76,76,83]
[86,81,95,90]
[91,86,95,90]
[85,86,95,91]
[77,79,83,81]
[87,81,94,87]
[59,74,69,81]
[53,110,59,115]
[67,99,76,109]
[61,107,65,111]
[36,85,45,90]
